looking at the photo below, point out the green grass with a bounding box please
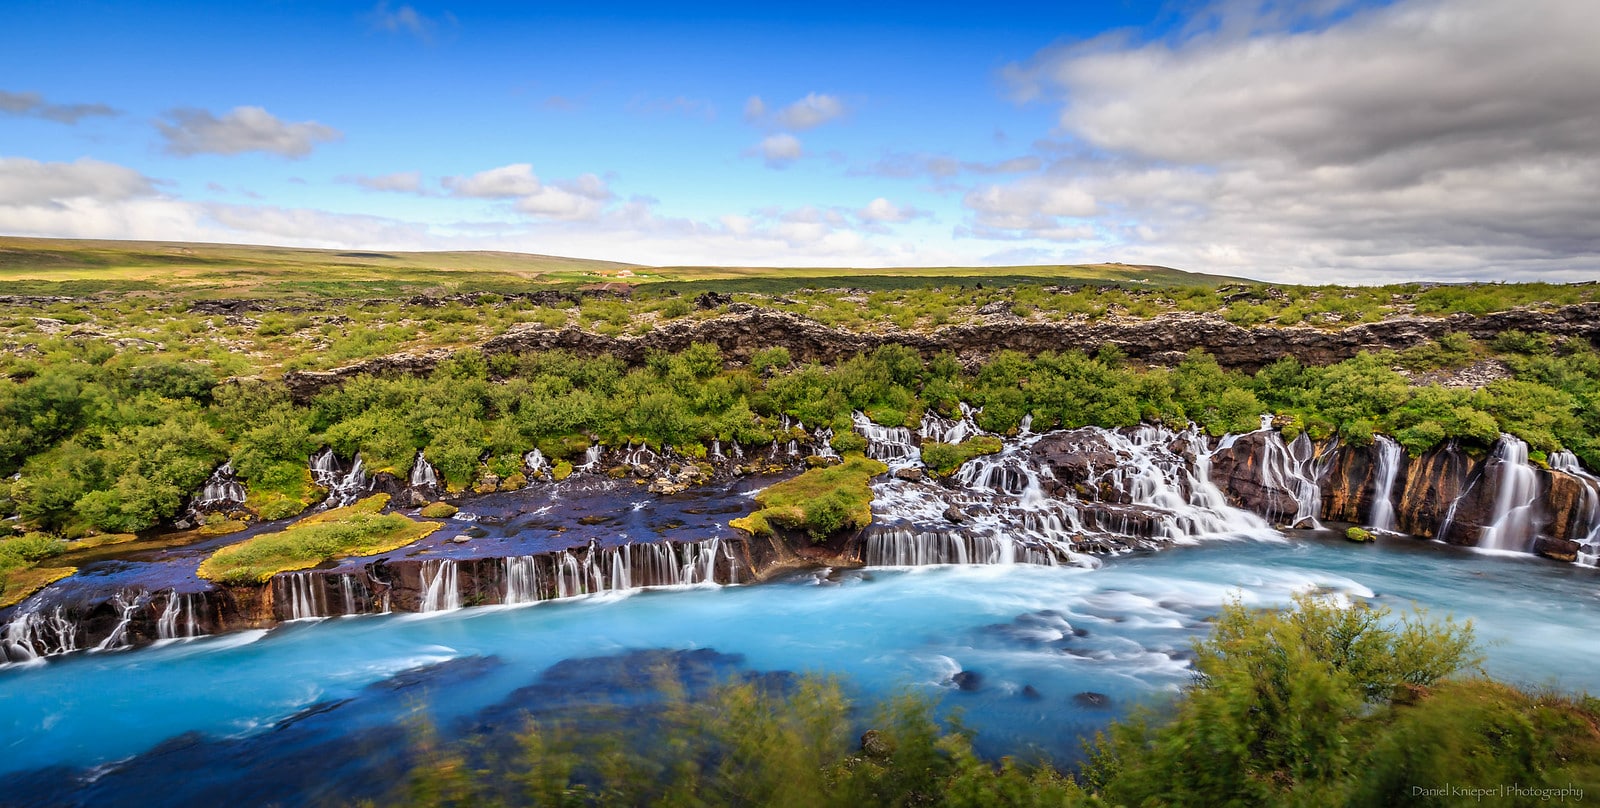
[197,494,439,584]
[731,455,887,540]
[919,435,1004,476]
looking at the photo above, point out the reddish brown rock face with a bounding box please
[1206,432,1306,522]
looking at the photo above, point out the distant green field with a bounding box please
[0,235,1241,297]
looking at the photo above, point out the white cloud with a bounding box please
[0,157,154,205]
[444,163,542,198]
[753,133,804,168]
[368,2,455,43]
[743,95,767,122]
[981,0,1600,282]
[157,106,342,158]
[442,163,614,221]
[345,171,424,193]
[0,90,116,124]
[857,197,921,224]
[772,93,847,130]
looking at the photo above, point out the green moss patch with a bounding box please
[918,435,1004,476]
[198,494,440,585]
[731,455,887,541]
[0,565,75,608]
[420,501,458,518]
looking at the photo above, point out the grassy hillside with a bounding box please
[0,236,1237,298]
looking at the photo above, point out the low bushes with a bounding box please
[197,494,439,584]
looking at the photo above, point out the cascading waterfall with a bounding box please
[511,538,732,603]
[1551,451,1600,566]
[1,605,78,664]
[920,403,982,445]
[503,555,543,605]
[155,591,205,641]
[420,559,460,612]
[410,451,439,489]
[91,591,148,652]
[1478,436,1541,553]
[576,445,604,472]
[868,422,1273,570]
[812,427,838,459]
[190,462,247,513]
[157,591,181,640]
[523,449,550,476]
[1254,427,1332,529]
[310,448,371,509]
[1368,435,1403,532]
[279,572,328,620]
[852,411,920,468]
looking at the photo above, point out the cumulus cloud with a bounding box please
[851,151,1042,179]
[157,106,342,158]
[0,90,116,124]
[857,197,924,224]
[753,133,804,168]
[744,92,848,130]
[443,163,614,220]
[343,171,425,193]
[0,157,154,206]
[368,2,455,43]
[981,0,1600,282]
[772,93,847,130]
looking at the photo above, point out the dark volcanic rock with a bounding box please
[951,670,983,691]
[275,303,1600,401]
[1074,692,1111,708]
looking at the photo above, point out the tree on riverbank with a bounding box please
[389,596,1600,806]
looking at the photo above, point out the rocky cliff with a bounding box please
[279,303,1600,400]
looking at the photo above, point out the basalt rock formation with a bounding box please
[279,303,1600,401]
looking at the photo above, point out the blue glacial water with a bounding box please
[3,533,1598,804]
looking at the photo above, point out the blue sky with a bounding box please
[3,0,1597,282]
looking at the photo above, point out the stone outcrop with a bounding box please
[278,303,1600,401]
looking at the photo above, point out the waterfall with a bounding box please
[91,591,148,652]
[523,449,550,475]
[1254,429,1330,529]
[1,605,78,664]
[1551,451,1600,566]
[190,462,247,513]
[157,590,181,640]
[510,538,731,604]
[310,448,371,509]
[279,572,328,620]
[869,422,1272,571]
[920,403,983,445]
[504,555,543,604]
[1477,436,1541,553]
[1368,435,1403,533]
[339,575,359,616]
[576,445,604,472]
[420,559,460,612]
[410,451,439,488]
[710,439,725,460]
[812,427,838,460]
[852,411,921,468]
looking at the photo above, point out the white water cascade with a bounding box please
[576,445,604,473]
[507,538,734,603]
[420,559,460,612]
[523,449,550,476]
[310,448,371,509]
[1477,436,1541,553]
[1,605,78,664]
[811,427,838,460]
[867,423,1274,569]
[852,411,921,468]
[1551,451,1600,566]
[280,572,329,620]
[91,592,149,653]
[191,462,247,513]
[1253,424,1333,529]
[920,403,982,445]
[1368,435,1403,533]
[410,451,439,489]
